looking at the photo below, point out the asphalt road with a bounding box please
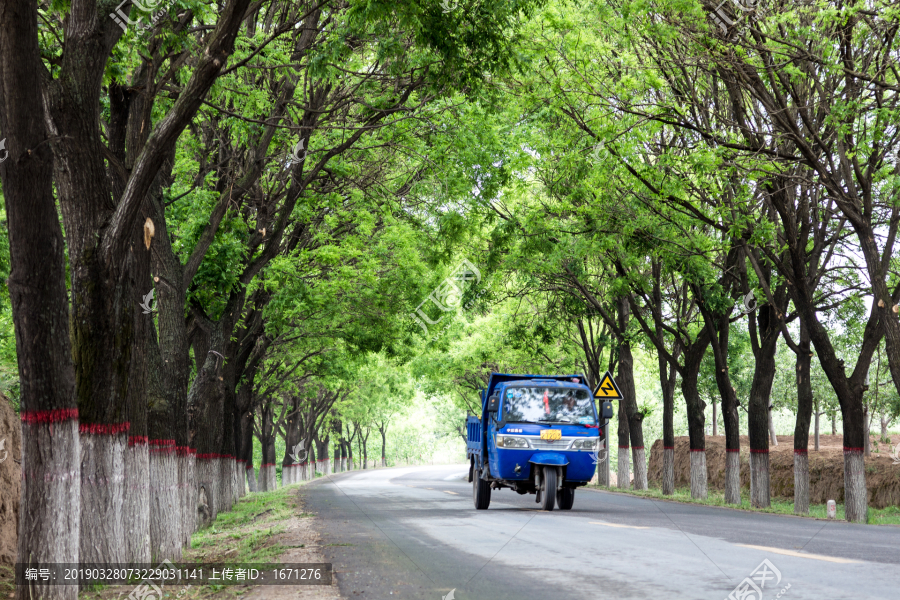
[301,464,900,600]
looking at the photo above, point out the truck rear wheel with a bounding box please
[540,466,557,511]
[557,487,574,510]
[473,470,491,509]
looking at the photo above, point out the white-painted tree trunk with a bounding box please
[794,451,809,514]
[631,447,648,490]
[689,450,708,500]
[231,459,240,503]
[661,447,675,495]
[257,464,269,492]
[124,441,150,563]
[150,444,181,559]
[617,446,630,489]
[17,415,80,600]
[843,449,867,523]
[181,451,195,547]
[218,458,232,514]
[724,450,740,505]
[80,431,126,565]
[750,451,770,508]
[267,464,276,490]
[246,464,258,492]
[197,456,219,523]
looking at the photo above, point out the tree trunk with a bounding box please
[381,429,387,467]
[662,447,675,496]
[843,449,867,523]
[150,441,182,554]
[125,216,151,563]
[793,452,810,515]
[363,437,368,470]
[182,450,196,546]
[80,430,128,566]
[616,407,630,490]
[124,440,150,564]
[347,440,354,471]
[689,450,708,499]
[749,451,769,509]
[699,300,741,505]
[681,335,709,499]
[616,298,647,490]
[189,328,225,518]
[1,4,81,597]
[748,302,780,509]
[793,321,813,514]
[659,352,677,496]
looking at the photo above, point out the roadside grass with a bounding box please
[586,483,900,525]
[78,482,311,600]
[0,563,13,599]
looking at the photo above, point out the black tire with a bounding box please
[473,470,491,509]
[540,466,557,511]
[557,487,575,510]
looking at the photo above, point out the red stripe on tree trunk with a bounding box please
[20,408,79,423]
[632,446,644,450]
[245,464,253,469]
[618,445,630,449]
[149,439,176,454]
[750,449,769,454]
[663,446,674,450]
[79,422,130,435]
[689,449,705,452]
[794,449,808,454]
[128,436,149,446]
[843,447,864,452]
[176,446,192,456]
[260,463,275,467]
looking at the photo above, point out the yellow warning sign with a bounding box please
[593,371,623,400]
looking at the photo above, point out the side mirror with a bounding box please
[487,394,500,413]
[600,401,614,420]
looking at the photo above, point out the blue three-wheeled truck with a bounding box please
[466,373,614,511]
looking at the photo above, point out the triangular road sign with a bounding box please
[593,371,623,400]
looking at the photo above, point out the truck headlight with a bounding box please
[571,438,599,451]
[496,435,530,449]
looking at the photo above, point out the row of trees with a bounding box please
[1,7,898,600]
[0,1,546,598]
[474,0,900,521]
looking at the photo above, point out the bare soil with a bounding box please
[648,435,900,508]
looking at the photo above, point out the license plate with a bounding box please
[540,429,562,441]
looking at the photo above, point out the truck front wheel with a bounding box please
[557,487,574,510]
[540,466,557,511]
[473,470,491,509]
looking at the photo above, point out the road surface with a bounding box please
[302,465,900,600]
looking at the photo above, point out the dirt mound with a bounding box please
[648,435,900,509]
[0,395,20,564]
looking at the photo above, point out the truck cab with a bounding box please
[466,373,614,511]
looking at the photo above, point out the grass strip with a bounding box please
[586,483,900,525]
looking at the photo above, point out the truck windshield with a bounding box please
[503,387,596,425]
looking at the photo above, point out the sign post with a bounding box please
[593,371,623,487]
